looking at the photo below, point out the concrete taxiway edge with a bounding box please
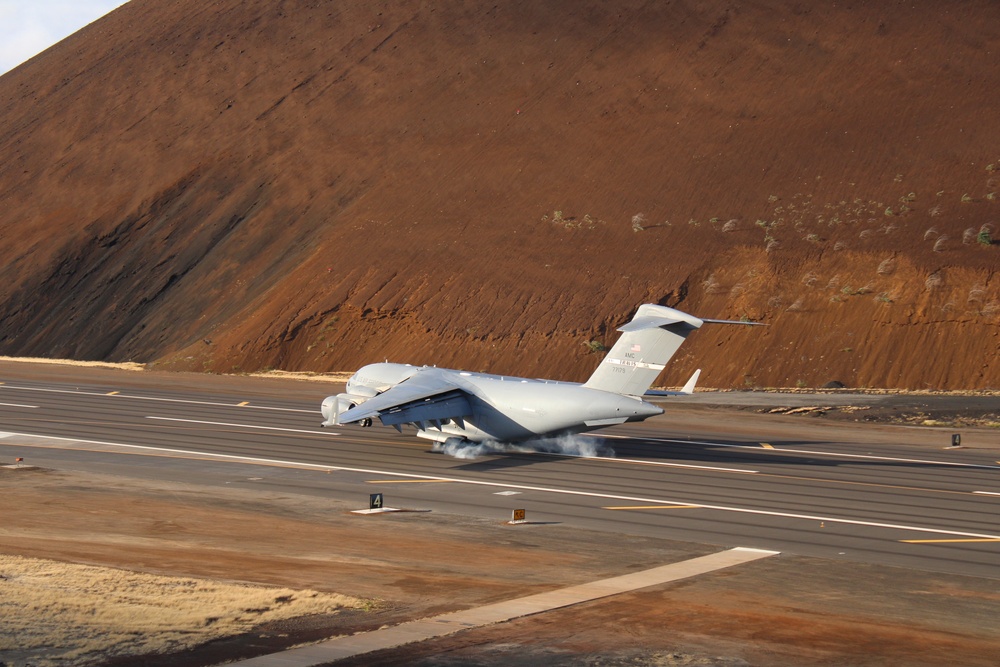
[228,547,779,667]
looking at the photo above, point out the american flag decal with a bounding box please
[631,344,641,352]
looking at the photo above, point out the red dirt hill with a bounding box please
[0,0,997,389]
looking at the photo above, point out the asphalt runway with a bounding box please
[1,369,999,579]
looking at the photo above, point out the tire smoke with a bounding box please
[432,434,614,459]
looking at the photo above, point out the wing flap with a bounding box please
[377,390,472,426]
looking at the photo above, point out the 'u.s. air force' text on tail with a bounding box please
[321,304,763,446]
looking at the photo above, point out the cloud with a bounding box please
[0,1,128,74]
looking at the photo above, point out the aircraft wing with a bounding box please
[337,370,474,428]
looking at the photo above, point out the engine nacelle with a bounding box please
[320,393,372,427]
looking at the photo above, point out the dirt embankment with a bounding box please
[0,0,997,388]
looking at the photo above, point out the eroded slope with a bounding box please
[0,1,997,387]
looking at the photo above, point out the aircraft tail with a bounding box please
[583,305,762,396]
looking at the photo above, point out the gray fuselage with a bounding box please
[325,362,663,443]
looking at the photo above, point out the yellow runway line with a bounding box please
[901,538,1000,544]
[106,391,120,396]
[759,443,774,449]
[237,401,250,406]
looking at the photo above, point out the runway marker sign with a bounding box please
[509,509,526,524]
[351,493,406,515]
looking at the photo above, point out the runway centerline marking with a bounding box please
[604,505,700,510]
[4,429,1000,542]
[146,416,334,436]
[581,455,756,473]
[366,479,454,484]
[598,434,1000,470]
[0,384,315,413]
[732,469,988,499]
[0,402,38,409]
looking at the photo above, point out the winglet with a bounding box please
[680,369,701,394]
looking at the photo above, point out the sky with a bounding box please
[0,1,128,74]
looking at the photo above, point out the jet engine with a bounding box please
[321,391,376,427]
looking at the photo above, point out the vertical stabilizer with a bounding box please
[583,305,703,396]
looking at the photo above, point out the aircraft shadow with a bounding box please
[444,434,976,472]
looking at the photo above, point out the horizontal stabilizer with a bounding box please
[617,315,686,333]
[701,318,767,326]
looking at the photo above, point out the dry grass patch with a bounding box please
[0,356,354,382]
[248,369,355,382]
[0,356,145,371]
[0,554,361,667]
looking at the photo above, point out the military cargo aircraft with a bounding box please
[321,304,761,445]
